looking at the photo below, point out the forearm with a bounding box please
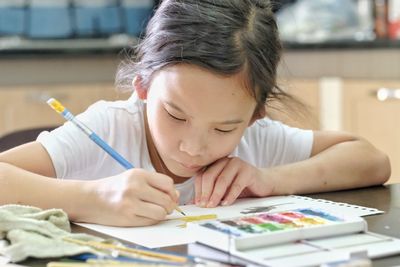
[263,139,390,196]
[0,162,92,221]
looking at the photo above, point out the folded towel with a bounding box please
[0,205,103,263]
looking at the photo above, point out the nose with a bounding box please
[179,129,207,157]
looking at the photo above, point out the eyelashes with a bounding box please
[165,108,186,122]
[164,108,236,134]
[215,128,234,133]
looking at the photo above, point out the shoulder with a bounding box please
[79,93,145,128]
[244,118,308,139]
[235,118,314,167]
[86,93,143,118]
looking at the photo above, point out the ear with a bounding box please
[248,105,266,126]
[133,75,148,100]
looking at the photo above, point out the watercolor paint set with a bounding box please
[188,208,400,266]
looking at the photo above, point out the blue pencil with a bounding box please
[47,98,133,169]
[47,98,185,216]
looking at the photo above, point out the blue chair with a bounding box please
[28,1,72,38]
[121,0,154,36]
[74,4,122,37]
[0,126,56,153]
[0,4,26,35]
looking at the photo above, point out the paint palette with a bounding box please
[188,209,400,267]
[204,208,344,237]
[188,208,366,252]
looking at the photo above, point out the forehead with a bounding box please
[149,64,253,99]
[147,64,257,120]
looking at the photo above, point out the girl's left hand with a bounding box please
[194,157,274,208]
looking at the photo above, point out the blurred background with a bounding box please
[0,0,399,183]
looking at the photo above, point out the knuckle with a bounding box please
[126,182,140,195]
[217,175,229,188]
[161,175,174,189]
[230,157,240,164]
[166,179,174,189]
[154,208,167,220]
[201,190,211,199]
[161,195,172,207]
[211,191,224,202]
[231,183,243,195]
[201,171,212,181]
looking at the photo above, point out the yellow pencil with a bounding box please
[63,238,188,263]
[47,262,173,267]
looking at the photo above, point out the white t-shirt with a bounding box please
[37,93,313,204]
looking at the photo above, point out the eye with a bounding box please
[165,108,186,122]
[215,128,236,134]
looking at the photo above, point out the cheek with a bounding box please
[207,131,245,159]
[148,108,179,150]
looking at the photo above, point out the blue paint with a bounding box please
[296,209,343,222]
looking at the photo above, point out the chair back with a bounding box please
[0,126,56,153]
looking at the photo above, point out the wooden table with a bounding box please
[24,184,400,266]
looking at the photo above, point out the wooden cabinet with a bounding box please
[0,83,129,136]
[2,78,398,183]
[267,79,320,130]
[342,79,400,184]
[268,77,400,183]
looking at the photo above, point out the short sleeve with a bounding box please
[37,101,111,179]
[235,119,314,168]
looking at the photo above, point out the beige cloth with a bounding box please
[0,205,103,263]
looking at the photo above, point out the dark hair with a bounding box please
[116,0,290,114]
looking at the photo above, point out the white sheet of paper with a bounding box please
[76,195,382,248]
[0,256,10,265]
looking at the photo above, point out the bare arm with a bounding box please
[0,142,87,217]
[265,131,391,195]
[0,142,179,226]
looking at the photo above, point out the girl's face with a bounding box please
[144,64,257,178]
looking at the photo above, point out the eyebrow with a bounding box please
[165,100,244,125]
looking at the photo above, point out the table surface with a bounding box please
[24,184,400,267]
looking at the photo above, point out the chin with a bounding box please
[168,164,198,178]
[172,168,197,178]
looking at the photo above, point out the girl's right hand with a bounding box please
[82,169,179,227]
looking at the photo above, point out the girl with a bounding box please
[0,0,390,227]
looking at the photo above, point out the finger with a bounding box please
[138,185,176,214]
[207,161,240,208]
[194,173,203,205]
[221,171,249,206]
[130,215,160,227]
[175,189,180,204]
[134,200,169,221]
[146,172,179,202]
[200,158,229,207]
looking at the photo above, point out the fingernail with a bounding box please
[206,201,214,208]
[200,201,206,207]
[222,200,229,206]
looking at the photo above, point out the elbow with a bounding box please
[0,161,12,179]
[371,151,391,185]
[380,153,391,184]
[0,162,12,190]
